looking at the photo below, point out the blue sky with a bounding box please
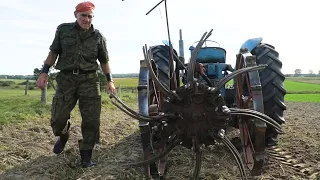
[0,0,319,75]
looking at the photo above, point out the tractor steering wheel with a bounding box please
[192,40,221,48]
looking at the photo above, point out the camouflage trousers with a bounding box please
[50,71,101,150]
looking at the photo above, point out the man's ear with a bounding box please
[74,12,77,18]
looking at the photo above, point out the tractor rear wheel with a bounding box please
[145,45,177,179]
[233,43,287,176]
[251,43,287,147]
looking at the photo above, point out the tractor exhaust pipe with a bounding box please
[179,29,184,58]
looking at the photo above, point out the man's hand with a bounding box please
[105,81,116,94]
[36,73,49,90]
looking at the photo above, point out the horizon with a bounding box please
[0,0,319,76]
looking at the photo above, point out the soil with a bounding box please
[0,101,319,180]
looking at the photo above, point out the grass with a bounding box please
[283,77,320,102]
[0,89,53,124]
[0,86,137,124]
[113,78,138,88]
[1,76,319,124]
[285,94,320,103]
[284,81,320,94]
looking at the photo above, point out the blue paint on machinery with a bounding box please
[240,37,263,52]
[137,60,149,127]
[187,36,263,99]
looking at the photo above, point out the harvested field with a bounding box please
[0,101,319,180]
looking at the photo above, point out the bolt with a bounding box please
[152,126,158,131]
[218,129,225,138]
[222,106,230,113]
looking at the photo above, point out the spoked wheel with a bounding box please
[234,49,267,176]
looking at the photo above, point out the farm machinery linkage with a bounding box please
[110,1,286,179]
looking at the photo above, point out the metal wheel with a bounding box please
[234,48,266,176]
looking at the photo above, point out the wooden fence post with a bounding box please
[25,80,29,95]
[41,85,47,104]
[118,84,121,98]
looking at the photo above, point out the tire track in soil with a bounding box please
[265,146,320,179]
[256,102,320,180]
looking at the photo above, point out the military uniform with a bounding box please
[50,21,108,151]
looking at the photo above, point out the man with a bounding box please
[36,1,116,168]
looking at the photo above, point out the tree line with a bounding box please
[292,69,320,77]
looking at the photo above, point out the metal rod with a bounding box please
[230,112,283,133]
[214,65,267,91]
[123,139,179,167]
[222,136,248,180]
[192,150,202,180]
[230,108,282,129]
[163,0,177,90]
[146,0,165,15]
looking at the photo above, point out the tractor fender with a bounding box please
[240,37,263,52]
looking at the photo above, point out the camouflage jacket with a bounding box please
[49,21,109,71]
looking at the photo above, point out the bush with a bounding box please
[28,86,35,90]
[0,81,15,86]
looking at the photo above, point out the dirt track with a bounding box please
[0,102,319,180]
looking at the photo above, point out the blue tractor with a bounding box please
[127,29,287,179]
[113,1,286,179]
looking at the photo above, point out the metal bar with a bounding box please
[138,59,150,126]
[146,0,165,15]
[179,29,184,58]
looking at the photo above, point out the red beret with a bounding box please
[75,1,95,12]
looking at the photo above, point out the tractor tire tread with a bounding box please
[149,45,175,90]
[252,43,287,126]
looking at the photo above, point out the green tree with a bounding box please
[294,69,302,76]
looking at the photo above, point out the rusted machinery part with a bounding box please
[222,136,247,180]
[234,51,267,175]
[209,132,248,180]
[229,108,283,133]
[109,93,176,121]
[187,29,213,86]
[192,148,202,180]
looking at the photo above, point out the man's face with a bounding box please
[75,10,94,30]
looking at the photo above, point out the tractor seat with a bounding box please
[196,47,226,63]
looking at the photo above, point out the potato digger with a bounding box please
[110,0,286,179]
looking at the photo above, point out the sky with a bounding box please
[0,0,319,75]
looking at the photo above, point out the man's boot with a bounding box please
[78,140,97,168]
[53,121,70,154]
[79,149,97,168]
